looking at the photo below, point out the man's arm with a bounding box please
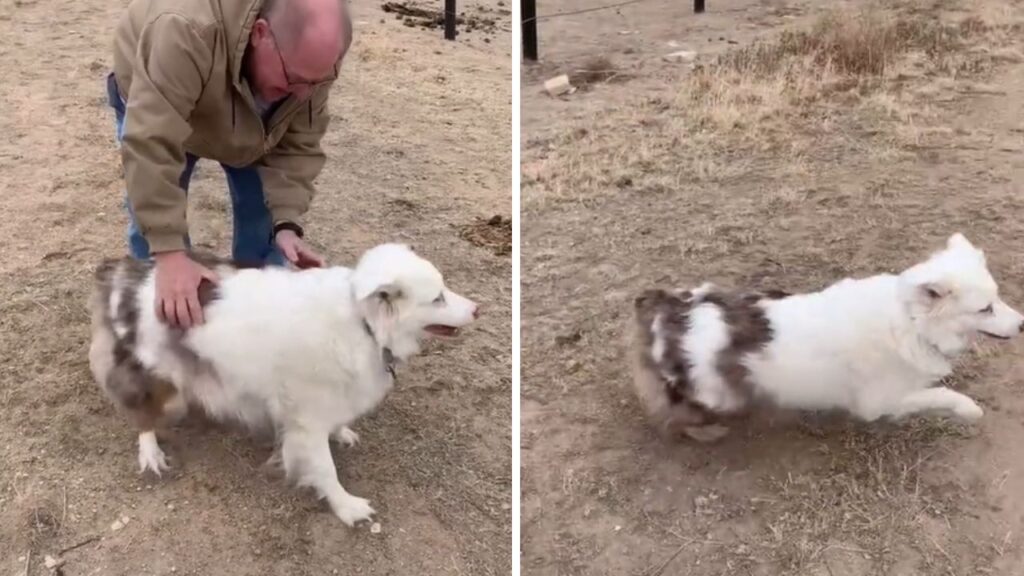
[256,83,333,231]
[121,14,220,328]
[120,13,212,254]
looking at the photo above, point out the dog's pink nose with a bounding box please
[473,305,480,319]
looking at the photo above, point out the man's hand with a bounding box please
[153,250,219,328]
[275,229,325,269]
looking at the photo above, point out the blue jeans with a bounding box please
[106,73,284,265]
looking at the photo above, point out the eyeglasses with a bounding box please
[265,24,338,92]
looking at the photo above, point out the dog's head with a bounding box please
[898,233,1024,356]
[352,243,479,359]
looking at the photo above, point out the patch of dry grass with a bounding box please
[753,420,972,574]
[522,1,1018,208]
[682,4,994,136]
[569,56,623,87]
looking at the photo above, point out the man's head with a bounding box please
[247,0,352,103]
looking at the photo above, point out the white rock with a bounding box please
[370,522,382,534]
[44,555,64,569]
[544,75,574,97]
[111,520,125,531]
[664,50,697,63]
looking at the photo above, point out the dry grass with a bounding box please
[683,4,994,135]
[569,56,625,88]
[521,3,1016,208]
[751,420,973,574]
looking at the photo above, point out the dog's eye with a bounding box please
[433,293,445,304]
[980,304,994,314]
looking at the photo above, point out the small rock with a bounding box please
[111,519,125,531]
[167,503,175,511]
[44,555,65,569]
[121,515,130,525]
[543,74,574,97]
[370,522,382,534]
[614,525,622,531]
[663,50,697,63]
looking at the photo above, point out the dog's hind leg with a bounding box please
[281,428,375,527]
[104,361,179,476]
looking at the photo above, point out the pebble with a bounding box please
[111,515,130,531]
[44,555,65,569]
[370,522,382,534]
[663,50,697,63]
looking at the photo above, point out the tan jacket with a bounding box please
[112,0,338,253]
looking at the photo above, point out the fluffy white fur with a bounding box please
[633,233,1024,439]
[89,243,478,527]
[748,233,1022,421]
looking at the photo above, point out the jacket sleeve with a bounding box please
[120,14,211,254]
[256,83,332,228]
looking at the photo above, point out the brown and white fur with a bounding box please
[88,243,479,527]
[630,233,1024,442]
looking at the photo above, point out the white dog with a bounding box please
[88,243,479,526]
[630,233,1023,442]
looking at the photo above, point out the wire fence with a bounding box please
[521,0,706,59]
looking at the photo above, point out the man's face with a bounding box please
[247,18,341,104]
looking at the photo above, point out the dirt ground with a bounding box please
[521,0,1024,574]
[0,0,511,573]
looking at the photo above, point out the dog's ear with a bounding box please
[947,233,974,252]
[919,280,952,303]
[356,281,403,304]
[371,283,403,304]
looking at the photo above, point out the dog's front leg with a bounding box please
[888,387,984,421]
[281,428,375,527]
[332,425,360,447]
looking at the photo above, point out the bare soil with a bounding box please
[0,0,511,574]
[521,0,1024,574]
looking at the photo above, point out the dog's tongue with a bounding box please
[425,325,459,336]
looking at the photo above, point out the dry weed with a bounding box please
[569,56,622,87]
[682,4,995,136]
[523,0,1017,208]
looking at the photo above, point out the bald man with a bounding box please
[106,0,353,328]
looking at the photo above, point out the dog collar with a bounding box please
[362,320,396,379]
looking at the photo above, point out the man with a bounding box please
[106,0,353,328]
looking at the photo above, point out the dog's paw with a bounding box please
[332,494,376,527]
[953,399,984,421]
[137,432,170,477]
[334,427,360,448]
